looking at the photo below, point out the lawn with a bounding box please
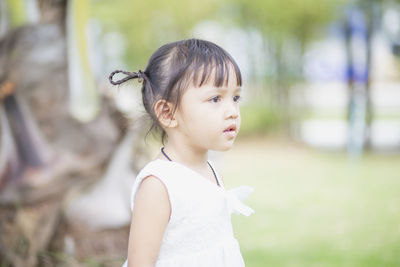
[221,137,400,267]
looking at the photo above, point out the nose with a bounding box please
[224,101,239,119]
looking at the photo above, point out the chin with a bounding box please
[214,142,235,152]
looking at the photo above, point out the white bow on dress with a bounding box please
[225,185,255,216]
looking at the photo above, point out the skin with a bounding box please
[127,67,241,267]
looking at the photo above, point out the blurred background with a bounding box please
[1,0,400,266]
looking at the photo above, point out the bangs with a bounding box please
[190,52,242,88]
[169,39,242,92]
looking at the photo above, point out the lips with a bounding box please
[223,124,237,133]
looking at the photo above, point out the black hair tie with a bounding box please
[109,69,146,85]
[137,70,145,82]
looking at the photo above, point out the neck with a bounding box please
[162,138,208,167]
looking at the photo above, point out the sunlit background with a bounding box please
[1,0,400,266]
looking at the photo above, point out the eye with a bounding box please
[210,96,221,103]
[233,95,241,102]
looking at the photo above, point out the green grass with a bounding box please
[221,138,400,267]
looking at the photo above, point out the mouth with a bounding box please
[223,124,237,133]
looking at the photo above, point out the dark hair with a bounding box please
[109,38,242,144]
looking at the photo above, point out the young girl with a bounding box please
[109,39,254,267]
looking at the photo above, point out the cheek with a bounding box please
[179,104,204,130]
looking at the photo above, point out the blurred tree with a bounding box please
[344,0,378,154]
[67,0,99,122]
[0,0,137,265]
[345,0,399,153]
[233,0,346,130]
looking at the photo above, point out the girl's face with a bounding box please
[173,68,241,152]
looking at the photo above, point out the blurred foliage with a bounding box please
[90,0,400,136]
[90,0,351,131]
[92,0,348,74]
[229,0,350,133]
[239,104,282,136]
[91,0,225,70]
[233,0,347,44]
[6,0,29,27]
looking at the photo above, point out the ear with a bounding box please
[154,99,178,128]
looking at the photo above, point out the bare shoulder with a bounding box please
[135,175,171,215]
[139,175,168,194]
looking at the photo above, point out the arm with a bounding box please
[127,175,171,267]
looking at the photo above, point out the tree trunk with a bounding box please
[0,1,146,266]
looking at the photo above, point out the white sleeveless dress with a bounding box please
[122,159,254,267]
